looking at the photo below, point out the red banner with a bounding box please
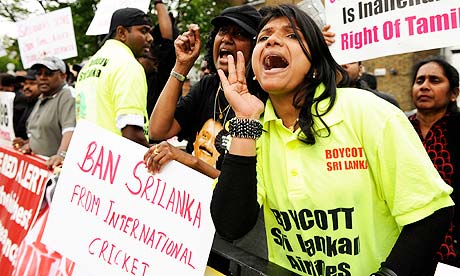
[0,145,52,276]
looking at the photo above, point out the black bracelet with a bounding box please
[153,0,163,5]
[370,266,398,276]
[228,117,263,140]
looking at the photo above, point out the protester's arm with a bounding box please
[12,137,28,150]
[149,24,201,141]
[211,154,259,240]
[18,142,31,154]
[144,141,220,178]
[47,91,75,169]
[372,206,453,276]
[211,52,265,239]
[122,125,149,147]
[46,131,73,169]
[154,1,173,40]
[369,98,454,275]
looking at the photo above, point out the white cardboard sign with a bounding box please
[86,0,150,36]
[325,0,460,64]
[16,7,77,68]
[435,262,460,275]
[0,92,16,143]
[42,120,215,276]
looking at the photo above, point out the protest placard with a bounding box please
[16,7,77,68]
[326,0,460,64]
[86,0,150,36]
[0,146,52,275]
[0,92,16,144]
[42,120,216,276]
[435,262,460,275]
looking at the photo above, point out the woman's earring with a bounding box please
[253,75,257,80]
[312,71,317,79]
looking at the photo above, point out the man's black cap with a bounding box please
[211,5,262,37]
[16,69,37,82]
[102,7,153,44]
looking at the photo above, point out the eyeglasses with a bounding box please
[35,68,59,77]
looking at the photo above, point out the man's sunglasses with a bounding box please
[35,68,59,77]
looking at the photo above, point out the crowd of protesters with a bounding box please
[1,1,459,275]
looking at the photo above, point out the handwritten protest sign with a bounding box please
[16,7,77,68]
[86,0,150,36]
[0,146,52,275]
[42,120,215,276]
[0,92,16,144]
[326,0,460,64]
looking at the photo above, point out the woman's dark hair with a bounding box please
[251,4,348,144]
[411,56,460,113]
[204,19,259,75]
[203,28,219,74]
[206,28,265,101]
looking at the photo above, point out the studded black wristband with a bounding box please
[370,266,398,276]
[228,117,263,140]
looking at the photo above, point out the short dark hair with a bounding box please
[204,5,262,74]
[0,73,15,87]
[360,72,377,90]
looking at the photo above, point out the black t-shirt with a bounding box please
[356,79,400,108]
[15,98,38,140]
[146,38,176,116]
[13,91,30,139]
[175,74,235,167]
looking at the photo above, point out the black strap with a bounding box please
[370,266,398,276]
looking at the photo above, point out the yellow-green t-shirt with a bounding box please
[75,39,148,137]
[256,85,453,275]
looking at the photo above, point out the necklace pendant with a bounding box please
[219,113,223,120]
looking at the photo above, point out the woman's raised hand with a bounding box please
[174,24,201,70]
[217,51,264,120]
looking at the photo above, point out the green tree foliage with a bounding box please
[173,0,231,47]
[0,0,29,22]
[0,0,231,71]
[0,0,99,70]
[48,0,101,64]
[0,0,32,71]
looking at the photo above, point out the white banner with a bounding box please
[86,0,150,36]
[326,0,460,64]
[16,7,77,68]
[42,120,215,276]
[0,92,16,143]
[435,262,460,275]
